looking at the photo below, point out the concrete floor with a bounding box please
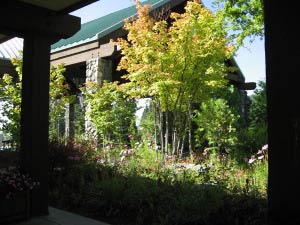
[12,207,110,225]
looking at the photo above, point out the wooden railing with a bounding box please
[0,139,16,151]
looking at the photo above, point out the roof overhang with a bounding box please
[18,0,98,14]
[0,0,98,43]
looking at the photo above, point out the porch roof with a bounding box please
[0,0,98,44]
[0,37,23,60]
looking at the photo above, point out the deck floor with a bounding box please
[11,207,110,225]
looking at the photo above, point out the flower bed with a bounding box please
[0,166,39,223]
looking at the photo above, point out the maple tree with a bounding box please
[213,0,264,47]
[116,0,235,158]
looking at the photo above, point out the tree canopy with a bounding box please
[213,0,264,47]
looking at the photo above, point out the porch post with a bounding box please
[264,1,300,224]
[20,33,51,216]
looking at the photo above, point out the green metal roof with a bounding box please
[51,0,178,53]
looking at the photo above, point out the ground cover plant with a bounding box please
[48,139,268,225]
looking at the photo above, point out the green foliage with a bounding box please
[73,103,86,139]
[249,80,266,125]
[214,0,264,47]
[138,100,155,141]
[0,58,22,145]
[123,145,161,176]
[0,56,73,144]
[49,64,75,139]
[82,81,137,146]
[240,80,267,153]
[194,98,239,154]
[247,159,268,196]
[220,84,248,126]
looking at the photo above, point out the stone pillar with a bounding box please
[85,57,113,140]
[86,57,113,84]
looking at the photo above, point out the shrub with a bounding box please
[194,98,239,155]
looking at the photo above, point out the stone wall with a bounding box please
[85,57,113,140]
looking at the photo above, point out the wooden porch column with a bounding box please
[1,1,83,220]
[20,33,51,216]
[264,1,300,224]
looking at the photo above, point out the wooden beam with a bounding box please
[51,43,117,66]
[239,82,256,90]
[227,73,245,83]
[58,0,98,14]
[51,41,99,61]
[0,1,80,40]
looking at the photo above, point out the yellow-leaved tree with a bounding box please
[116,0,235,160]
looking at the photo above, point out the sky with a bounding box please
[71,0,266,96]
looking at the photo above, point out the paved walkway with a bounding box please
[12,207,110,225]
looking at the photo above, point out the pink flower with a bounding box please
[128,134,133,140]
[258,155,264,160]
[237,171,243,177]
[74,155,80,161]
[248,156,256,164]
[257,150,263,155]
